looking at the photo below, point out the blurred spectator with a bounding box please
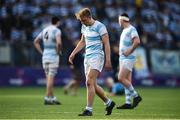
[64,40,85,96]
[105,77,124,96]
[0,0,179,66]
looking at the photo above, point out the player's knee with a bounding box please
[86,77,94,87]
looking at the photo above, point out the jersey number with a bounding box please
[44,31,49,41]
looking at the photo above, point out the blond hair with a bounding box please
[75,8,92,20]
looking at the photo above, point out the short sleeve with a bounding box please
[37,31,43,40]
[56,29,61,36]
[130,28,139,39]
[98,23,108,36]
[81,25,85,35]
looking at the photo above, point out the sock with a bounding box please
[105,99,112,107]
[44,96,50,101]
[124,88,131,104]
[127,84,138,98]
[85,106,93,112]
[51,96,57,101]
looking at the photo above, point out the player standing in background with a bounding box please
[64,41,85,96]
[69,8,115,116]
[34,16,62,105]
[117,13,142,109]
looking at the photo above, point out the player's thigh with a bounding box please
[84,58,90,77]
[118,61,131,81]
[89,55,104,73]
[127,71,132,83]
[48,61,59,77]
[43,62,49,76]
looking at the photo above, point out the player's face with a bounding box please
[80,16,90,26]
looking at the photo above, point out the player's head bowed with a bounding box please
[118,13,130,27]
[119,13,130,22]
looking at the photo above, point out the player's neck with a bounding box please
[123,23,130,29]
[52,24,58,27]
[89,19,95,26]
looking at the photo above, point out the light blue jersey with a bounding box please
[37,25,61,63]
[119,25,139,61]
[81,20,107,58]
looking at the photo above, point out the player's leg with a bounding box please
[63,79,75,95]
[118,64,132,87]
[43,59,61,105]
[45,72,61,105]
[128,71,142,108]
[116,65,134,109]
[94,83,115,115]
[118,60,138,95]
[45,66,58,105]
[71,80,80,96]
[46,73,54,97]
[94,83,108,102]
[117,60,141,109]
[70,69,82,95]
[125,71,133,106]
[48,63,61,105]
[86,69,98,107]
[43,63,52,104]
[78,69,98,116]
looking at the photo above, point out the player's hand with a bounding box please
[69,53,75,64]
[123,48,131,56]
[104,60,112,70]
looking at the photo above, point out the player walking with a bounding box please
[117,13,142,109]
[69,8,115,116]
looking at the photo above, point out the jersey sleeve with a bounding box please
[98,23,108,36]
[36,31,43,40]
[81,25,84,35]
[130,28,139,39]
[56,29,61,37]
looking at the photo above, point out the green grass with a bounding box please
[0,87,180,119]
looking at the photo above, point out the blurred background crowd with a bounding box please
[0,0,180,66]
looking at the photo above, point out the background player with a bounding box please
[117,13,142,109]
[64,40,84,96]
[69,8,115,116]
[34,16,62,105]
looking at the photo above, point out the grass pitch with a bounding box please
[0,87,180,119]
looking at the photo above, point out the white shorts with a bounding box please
[84,55,104,75]
[42,57,59,77]
[120,59,135,72]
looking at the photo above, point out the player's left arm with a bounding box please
[56,31,62,55]
[102,33,112,70]
[34,33,43,55]
[123,36,140,56]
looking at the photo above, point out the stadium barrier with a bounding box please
[0,44,180,87]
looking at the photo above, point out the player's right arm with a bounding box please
[56,31,62,55]
[68,35,85,64]
[34,32,43,55]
